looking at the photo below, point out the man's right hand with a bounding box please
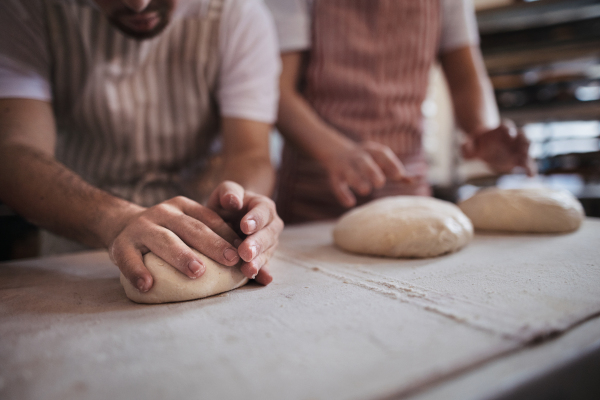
[107,196,242,293]
[322,140,411,208]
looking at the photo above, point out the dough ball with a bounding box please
[333,196,473,258]
[458,187,584,233]
[120,250,248,304]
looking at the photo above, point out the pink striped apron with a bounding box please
[276,0,441,224]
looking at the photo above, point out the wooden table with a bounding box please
[1,220,600,400]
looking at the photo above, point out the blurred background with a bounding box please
[1,0,599,261]
[425,0,600,213]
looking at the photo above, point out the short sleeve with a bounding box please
[263,0,311,52]
[0,0,52,100]
[439,0,480,54]
[218,0,281,123]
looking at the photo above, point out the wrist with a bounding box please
[222,154,274,197]
[96,198,144,249]
[311,130,356,164]
[465,121,502,139]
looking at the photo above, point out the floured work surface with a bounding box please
[1,219,600,400]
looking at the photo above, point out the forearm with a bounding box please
[219,117,275,197]
[277,52,355,163]
[0,143,141,249]
[441,46,500,136]
[441,48,535,175]
[221,153,274,196]
[278,88,355,162]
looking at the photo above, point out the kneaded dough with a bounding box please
[458,187,584,233]
[333,196,473,258]
[120,250,248,304]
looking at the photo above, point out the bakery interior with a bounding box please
[425,0,600,211]
[1,0,600,400]
[2,0,600,260]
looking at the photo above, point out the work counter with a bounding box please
[1,219,600,400]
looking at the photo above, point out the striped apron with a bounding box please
[276,0,441,224]
[41,0,223,254]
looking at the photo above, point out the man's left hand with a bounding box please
[462,120,537,176]
[207,181,283,285]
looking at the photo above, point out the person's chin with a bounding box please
[110,16,170,40]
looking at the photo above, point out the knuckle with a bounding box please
[202,209,223,226]
[383,147,396,158]
[255,196,276,211]
[108,242,126,265]
[358,153,372,164]
[155,228,177,244]
[274,216,284,231]
[361,141,376,149]
[136,214,155,228]
[249,253,266,269]
[151,202,172,215]
[249,238,263,253]
[169,195,188,205]
[251,257,264,271]
[264,197,276,209]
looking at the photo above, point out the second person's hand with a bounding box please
[322,139,411,208]
[462,120,537,176]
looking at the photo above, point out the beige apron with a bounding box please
[276,0,441,224]
[41,0,223,254]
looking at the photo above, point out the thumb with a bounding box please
[207,180,244,212]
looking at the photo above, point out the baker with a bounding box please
[0,0,283,291]
[265,0,537,223]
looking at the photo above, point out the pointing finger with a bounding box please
[365,145,410,181]
[207,180,245,212]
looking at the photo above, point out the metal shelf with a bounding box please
[500,100,600,124]
[483,39,600,75]
[477,0,600,35]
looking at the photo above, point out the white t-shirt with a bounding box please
[0,0,280,123]
[264,0,480,54]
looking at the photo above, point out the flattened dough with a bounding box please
[120,250,248,304]
[333,196,473,258]
[458,187,584,233]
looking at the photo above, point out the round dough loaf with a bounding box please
[333,196,473,258]
[458,187,584,233]
[120,250,248,304]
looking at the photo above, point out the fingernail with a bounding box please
[189,260,204,276]
[246,219,257,232]
[224,248,239,262]
[234,239,242,247]
[136,278,147,292]
[250,245,258,259]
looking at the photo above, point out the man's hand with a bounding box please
[322,140,411,208]
[207,181,283,286]
[108,196,243,293]
[462,120,537,176]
